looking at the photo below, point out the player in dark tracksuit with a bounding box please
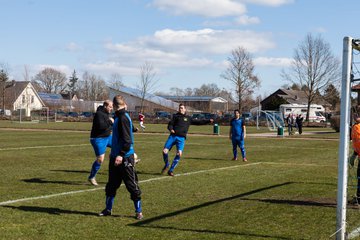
[99,95,143,220]
[161,104,213,176]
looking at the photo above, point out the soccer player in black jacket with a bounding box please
[99,95,143,220]
[88,100,113,186]
[161,104,212,176]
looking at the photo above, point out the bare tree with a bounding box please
[0,63,15,114]
[22,65,31,82]
[281,33,341,121]
[137,62,158,112]
[109,73,124,91]
[221,46,260,111]
[78,71,108,101]
[194,83,220,96]
[32,67,67,94]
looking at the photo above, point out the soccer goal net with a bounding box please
[255,110,284,131]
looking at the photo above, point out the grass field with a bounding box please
[0,122,356,240]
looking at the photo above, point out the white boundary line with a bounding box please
[0,144,89,151]
[0,162,261,206]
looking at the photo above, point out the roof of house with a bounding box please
[110,86,179,110]
[262,88,330,106]
[161,96,228,103]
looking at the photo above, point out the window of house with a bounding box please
[31,96,34,103]
[22,95,26,104]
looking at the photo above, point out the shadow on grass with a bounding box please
[22,177,94,186]
[186,156,227,161]
[129,182,294,239]
[50,169,97,174]
[3,205,138,219]
[3,205,98,216]
[240,198,336,208]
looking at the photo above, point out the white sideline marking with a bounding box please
[0,162,261,206]
[263,162,335,167]
[0,144,89,151]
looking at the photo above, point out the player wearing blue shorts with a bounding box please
[229,109,247,162]
[88,100,114,186]
[161,104,213,176]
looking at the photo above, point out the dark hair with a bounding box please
[103,100,112,107]
[113,95,126,109]
[179,103,185,108]
[234,109,240,114]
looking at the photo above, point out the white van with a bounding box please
[279,104,326,123]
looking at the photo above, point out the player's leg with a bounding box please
[162,135,175,173]
[231,138,238,160]
[122,155,143,219]
[89,137,108,185]
[100,157,122,216]
[239,139,247,161]
[168,136,185,176]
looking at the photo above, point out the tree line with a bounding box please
[1,33,342,119]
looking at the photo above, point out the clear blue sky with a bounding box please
[0,0,358,97]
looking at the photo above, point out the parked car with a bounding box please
[241,112,253,122]
[191,113,205,120]
[67,112,79,117]
[155,111,171,119]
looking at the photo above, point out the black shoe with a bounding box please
[167,171,174,177]
[99,209,112,216]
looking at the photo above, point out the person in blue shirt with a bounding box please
[88,100,114,186]
[161,104,213,176]
[229,109,247,162]
[99,95,143,220]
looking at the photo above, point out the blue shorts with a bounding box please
[164,135,185,152]
[90,135,112,156]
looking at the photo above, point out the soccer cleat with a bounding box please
[135,158,141,164]
[232,157,238,161]
[167,171,174,177]
[88,178,98,186]
[135,212,143,220]
[243,158,247,162]
[161,166,169,174]
[99,209,112,216]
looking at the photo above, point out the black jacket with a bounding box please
[90,106,113,138]
[168,112,211,138]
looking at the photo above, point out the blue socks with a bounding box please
[89,160,101,179]
[134,200,142,213]
[106,196,114,211]
[163,153,169,167]
[169,155,180,172]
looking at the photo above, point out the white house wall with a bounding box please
[13,84,44,117]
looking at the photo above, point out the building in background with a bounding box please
[4,81,44,117]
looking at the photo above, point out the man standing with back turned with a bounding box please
[99,95,143,220]
[88,100,114,186]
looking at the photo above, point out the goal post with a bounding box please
[336,36,356,240]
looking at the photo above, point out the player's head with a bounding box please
[234,109,240,119]
[179,104,186,114]
[113,95,127,111]
[103,100,113,113]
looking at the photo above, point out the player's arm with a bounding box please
[229,121,232,139]
[167,115,175,133]
[118,115,133,156]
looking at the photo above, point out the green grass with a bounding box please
[0,123,349,239]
